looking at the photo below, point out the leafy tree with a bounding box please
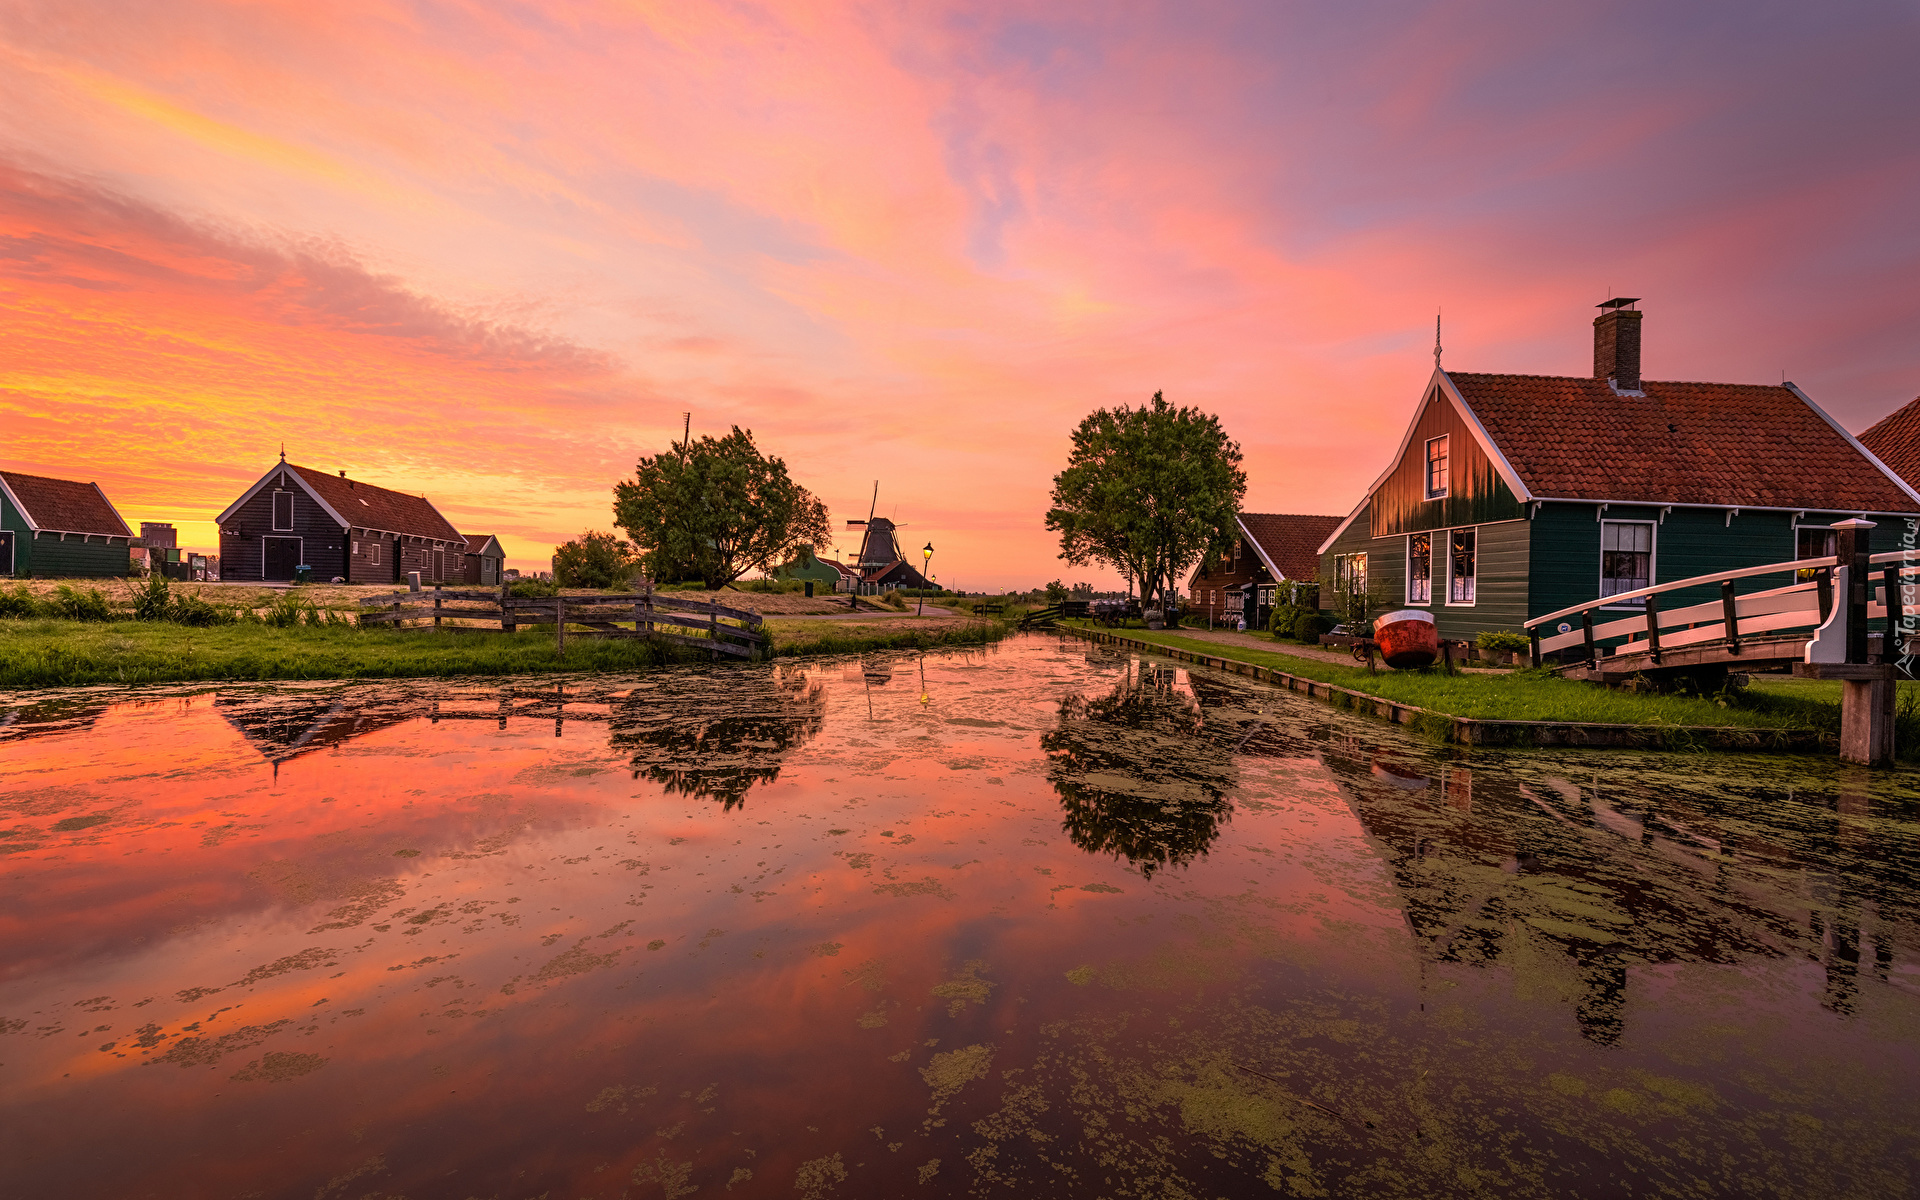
[613,427,832,589]
[1044,579,1069,604]
[1045,392,1246,611]
[553,531,641,589]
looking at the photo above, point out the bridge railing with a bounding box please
[1522,551,1920,669]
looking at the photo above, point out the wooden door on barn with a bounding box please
[263,536,301,581]
[0,531,12,576]
[433,549,445,583]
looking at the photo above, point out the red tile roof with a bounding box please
[463,533,502,556]
[0,470,132,537]
[1238,513,1343,581]
[1858,394,1920,494]
[289,464,463,542]
[1447,373,1920,512]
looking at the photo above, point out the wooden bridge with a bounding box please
[1522,519,1913,764]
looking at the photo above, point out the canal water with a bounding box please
[1,634,1915,1198]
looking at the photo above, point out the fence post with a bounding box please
[709,605,719,662]
[1644,594,1662,664]
[556,596,566,657]
[500,581,513,633]
[1720,580,1741,654]
[434,584,443,630]
[1581,609,1596,667]
[1885,563,1904,659]
[1833,518,1875,664]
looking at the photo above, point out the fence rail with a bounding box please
[357,583,768,659]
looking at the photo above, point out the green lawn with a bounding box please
[1067,623,1856,734]
[0,619,683,687]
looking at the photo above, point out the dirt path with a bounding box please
[1140,624,1510,675]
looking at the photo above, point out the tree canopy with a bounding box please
[1045,392,1246,609]
[552,530,641,589]
[613,426,832,589]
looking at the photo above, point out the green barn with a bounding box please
[1318,301,1920,643]
[0,469,135,579]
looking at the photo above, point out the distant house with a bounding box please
[214,456,468,584]
[1317,300,1920,641]
[0,469,134,578]
[774,546,860,590]
[461,534,506,586]
[1188,513,1343,628]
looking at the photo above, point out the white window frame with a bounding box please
[1445,526,1477,607]
[1406,532,1433,606]
[271,490,295,532]
[1599,520,1657,609]
[1424,435,1451,500]
[369,541,381,567]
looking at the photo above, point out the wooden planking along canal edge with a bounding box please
[1055,625,1829,752]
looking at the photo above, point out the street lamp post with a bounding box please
[919,542,934,615]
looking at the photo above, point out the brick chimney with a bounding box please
[1593,297,1642,390]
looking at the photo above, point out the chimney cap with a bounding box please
[1597,297,1640,310]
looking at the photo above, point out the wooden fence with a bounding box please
[357,584,768,659]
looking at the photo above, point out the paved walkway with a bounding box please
[1119,624,1510,675]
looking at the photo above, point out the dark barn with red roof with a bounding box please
[1317,300,1920,641]
[1187,513,1342,629]
[0,468,135,578]
[215,456,470,584]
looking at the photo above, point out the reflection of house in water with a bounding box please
[0,695,113,743]
[1310,742,1916,1042]
[216,692,431,767]
[607,666,827,810]
[1043,659,1239,879]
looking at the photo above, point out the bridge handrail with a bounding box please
[1524,556,1837,630]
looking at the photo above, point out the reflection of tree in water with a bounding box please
[608,666,827,809]
[1042,661,1238,879]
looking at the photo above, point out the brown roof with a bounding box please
[0,470,132,536]
[1447,373,1920,512]
[463,533,502,556]
[288,464,463,542]
[1858,394,1920,494]
[1238,513,1343,581]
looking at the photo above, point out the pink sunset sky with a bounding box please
[3,1,1917,588]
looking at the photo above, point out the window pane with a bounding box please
[1449,529,1475,603]
[1426,437,1450,497]
[1408,533,1431,604]
[1600,522,1652,601]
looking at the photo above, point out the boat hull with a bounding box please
[1374,609,1440,669]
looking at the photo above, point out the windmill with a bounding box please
[844,481,930,590]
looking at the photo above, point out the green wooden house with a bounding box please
[773,546,857,590]
[1317,301,1920,644]
[0,469,135,578]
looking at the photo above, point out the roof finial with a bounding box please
[279,442,286,462]
[1434,310,1443,369]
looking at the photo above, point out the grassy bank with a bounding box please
[0,612,1020,688]
[1068,623,1869,736]
[765,615,1013,658]
[0,619,680,687]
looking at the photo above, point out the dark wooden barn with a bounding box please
[0,469,134,578]
[461,533,505,585]
[214,456,468,584]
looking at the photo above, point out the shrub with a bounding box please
[132,576,173,622]
[1290,609,1331,644]
[0,585,43,619]
[263,592,310,628]
[509,577,559,598]
[881,590,909,609]
[171,593,229,626]
[1476,630,1533,656]
[50,585,113,622]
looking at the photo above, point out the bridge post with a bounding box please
[1799,519,1894,766]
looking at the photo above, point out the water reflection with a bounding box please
[1042,659,1237,879]
[1,638,1917,1199]
[608,665,827,808]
